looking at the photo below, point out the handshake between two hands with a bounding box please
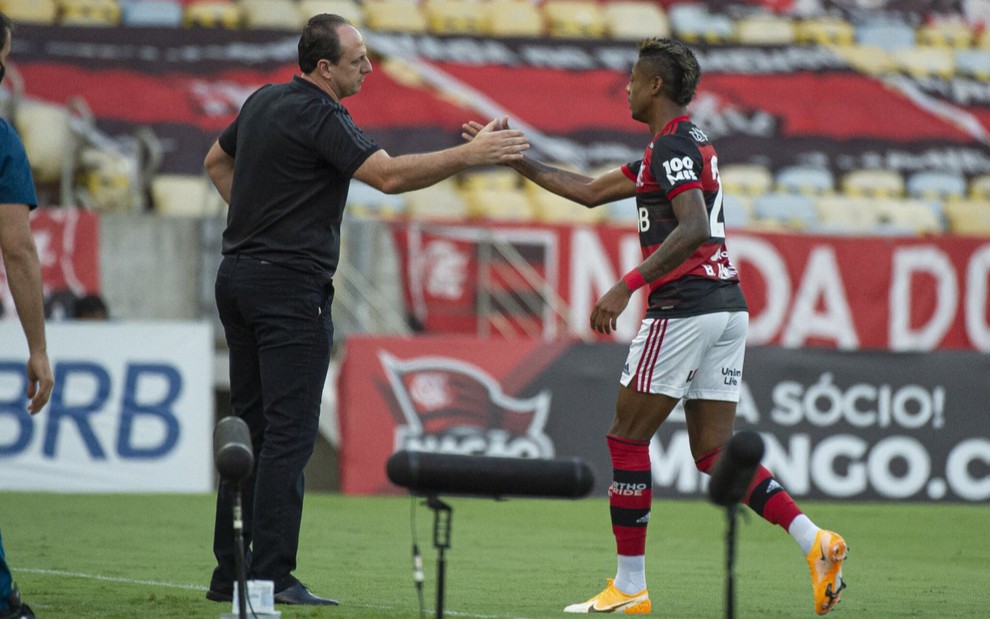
[460,116,529,165]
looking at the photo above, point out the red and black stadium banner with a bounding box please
[392,222,990,352]
[337,335,990,502]
[9,26,990,178]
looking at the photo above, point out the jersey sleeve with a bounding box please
[315,108,382,177]
[650,136,703,201]
[621,160,642,183]
[0,120,39,209]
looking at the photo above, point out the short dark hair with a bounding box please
[637,38,701,106]
[1,12,13,52]
[298,14,351,73]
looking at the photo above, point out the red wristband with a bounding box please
[622,268,648,292]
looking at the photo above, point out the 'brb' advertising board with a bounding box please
[0,322,214,492]
[338,336,990,503]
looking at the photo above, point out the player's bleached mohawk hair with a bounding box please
[637,38,701,106]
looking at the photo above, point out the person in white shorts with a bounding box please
[463,37,848,617]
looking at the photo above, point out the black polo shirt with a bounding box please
[218,75,381,283]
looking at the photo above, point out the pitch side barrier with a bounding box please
[337,335,990,503]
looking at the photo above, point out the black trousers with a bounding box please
[211,255,334,593]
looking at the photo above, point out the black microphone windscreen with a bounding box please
[213,416,254,482]
[386,451,595,499]
[708,431,765,507]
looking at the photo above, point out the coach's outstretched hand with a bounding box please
[461,117,527,165]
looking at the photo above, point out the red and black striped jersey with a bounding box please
[621,116,747,318]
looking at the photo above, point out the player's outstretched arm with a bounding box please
[461,118,635,207]
[354,119,528,194]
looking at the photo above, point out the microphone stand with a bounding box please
[723,503,738,619]
[233,484,248,619]
[426,496,452,619]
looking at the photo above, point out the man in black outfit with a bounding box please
[203,13,528,606]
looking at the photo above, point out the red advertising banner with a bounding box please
[393,222,990,352]
[337,336,990,502]
[0,207,100,318]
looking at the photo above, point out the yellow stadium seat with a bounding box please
[526,183,605,225]
[668,3,734,44]
[364,0,427,33]
[460,168,521,192]
[151,173,226,217]
[841,168,905,199]
[827,44,895,75]
[0,0,57,24]
[183,0,242,28]
[796,17,855,46]
[814,196,881,233]
[944,199,990,235]
[890,46,955,79]
[917,19,973,49]
[604,1,670,41]
[872,199,943,235]
[404,178,470,221]
[14,101,71,186]
[718,163,773,197]
[542,0,607,39]
[969,173,990,200]
[481,0,542,37]
[464,187,536,221]
[424,0,483,35]
[735,14,796,46]
[240,0,303,30]
[298,0,365,27]
[57,0,121,26]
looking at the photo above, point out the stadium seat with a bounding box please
[482,0,543,37]
[75,147,138,213]
[151,173,225,217]
[753,192,818,230]
[969,173,990,200]
[721,193,752,229]
[776,165,835,195]
[346,180,406,218]
[240,0,303,30]
[0,0,57,24]
[14,101,71,186]
[828,44,895,75]
[297,0,365,27]
[120,0,183,26]
[943,199,990,235]
[668,3,734,43]
[955,49,990,80]
[526,182,605,225]
[542,0,607,39]
[183,0,242,28]
[855,19,916,51]
[403,178,470,221]
[464,187,537,221]
[718,163,773,197]
[872,199,944,235]
[460,168,520,192]
[906,170,967,201]
[796,17,855,46]
[814,196,882,233]
[605,196,639,225]
[604,1,670,41]
[58,0,121,25]
[890,46,955,79]
[917,19,973,49]
[424,0,483,35]
[735,14,796,46]
[841,168,905,198]
[364,0,427,33]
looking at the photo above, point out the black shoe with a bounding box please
[274,583,338,606]
[205,589,233,603]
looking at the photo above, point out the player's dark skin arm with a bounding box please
[590,188,710,335]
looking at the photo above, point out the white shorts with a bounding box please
[619,312,748,401]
